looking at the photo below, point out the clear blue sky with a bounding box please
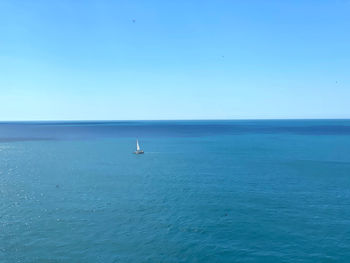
[0,0,349,120]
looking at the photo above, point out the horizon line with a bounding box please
[0,118,350,123]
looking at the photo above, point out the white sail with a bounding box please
[136,140,140,151]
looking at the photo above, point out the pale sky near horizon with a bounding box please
[0,0,349,120]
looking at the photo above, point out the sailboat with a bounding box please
[134,139,144,154]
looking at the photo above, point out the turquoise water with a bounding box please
[1,120,350,262]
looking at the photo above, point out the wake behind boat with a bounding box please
[134,139,144,154]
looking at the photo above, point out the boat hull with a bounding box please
[134,150,144,154]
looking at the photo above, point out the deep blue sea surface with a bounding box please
[1,120,350,262]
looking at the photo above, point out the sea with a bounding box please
[1,120,350,263]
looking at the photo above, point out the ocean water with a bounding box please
[1,120,350,263]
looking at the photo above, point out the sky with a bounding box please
[0,0,349,120]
